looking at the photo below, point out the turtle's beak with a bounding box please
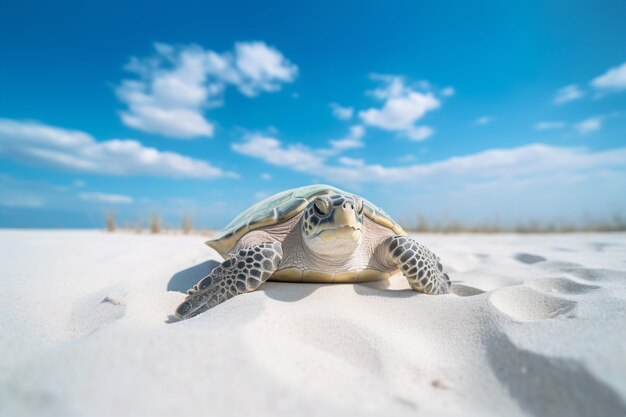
[335,226,360,240]
[332,201,359,229]
[329,202,362,241]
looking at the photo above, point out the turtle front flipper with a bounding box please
[377,236,451,295]
[175,240,283,320]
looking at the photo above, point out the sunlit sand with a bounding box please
[1,230,625,416]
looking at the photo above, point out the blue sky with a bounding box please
[1,0,626,228]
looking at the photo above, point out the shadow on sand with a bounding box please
[354,279,484,298]
[353,279,417,298]
[167,259,221,293]
[258,282,329,303]
[259,278,421,303]
[260,278,447,302]
[167,260,482,323]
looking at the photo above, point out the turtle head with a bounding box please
[301,193,364,256]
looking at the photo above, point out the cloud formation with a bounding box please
[116,42,298,139]
[474,116,493,126]
[575,117,603,134]
[0,119,236,179]
[79,192,134,204]
[330,103,354,120]
[553,84,584,105]
[232,133,626,186]
[233,122,367,170]
[534,121,566,130]
[231,135,324,171]
[327,125,366,153]
[359,75,440,141]
[441,87,455,97]
[591,61,626,92]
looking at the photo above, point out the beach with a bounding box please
[1,230,625,417]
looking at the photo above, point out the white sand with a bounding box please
[1,230,625,417]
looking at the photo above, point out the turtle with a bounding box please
[175,184,451,319]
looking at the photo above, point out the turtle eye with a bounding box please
[354,197,364,215]
[313,204,324,216]
[313,197,330,216]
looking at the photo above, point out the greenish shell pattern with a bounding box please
[206,184,406,256]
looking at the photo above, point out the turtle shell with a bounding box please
[206,184,406,257]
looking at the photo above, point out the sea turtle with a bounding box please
[175,184,450,319]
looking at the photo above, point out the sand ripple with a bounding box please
[486,333,626,417]
[489,286,577,321]
[529,277,599,294]
[1,231,625,417]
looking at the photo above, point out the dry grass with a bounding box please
[106,213,214,237]
[105,212,626,235]
[403,212,626,233]
[105,212,116,232]
[149,213,161,234]
[182,214,193,235]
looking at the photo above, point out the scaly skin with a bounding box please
[175,239,282,319]
[175,191,451,320]
[380,235,451,294]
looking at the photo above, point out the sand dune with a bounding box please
[1,230,625,416]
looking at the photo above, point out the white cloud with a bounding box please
[79,192,134,204]
[116,41,298,139]
[120,105,215,139]
[553,84,585,104]
[260,172,272,180]
[0,119,236,179]
[591,61,626,92]
[474,116,493,126]
[360,91,438,129]
[441,87,455,97]
[359,74,439,141]
[322,144,626,183]
[233,42,299,96]
[534,121,567,130]
[575,117,603,134]
[330,103,354,120]
[337,156,365,167]
[231,135,323,171]
[327,125,365,153]
[233,123,367,171]
[0,196,44,208]
[232,133,626,187]
[367,74,409,100]
[404,126,433,141]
